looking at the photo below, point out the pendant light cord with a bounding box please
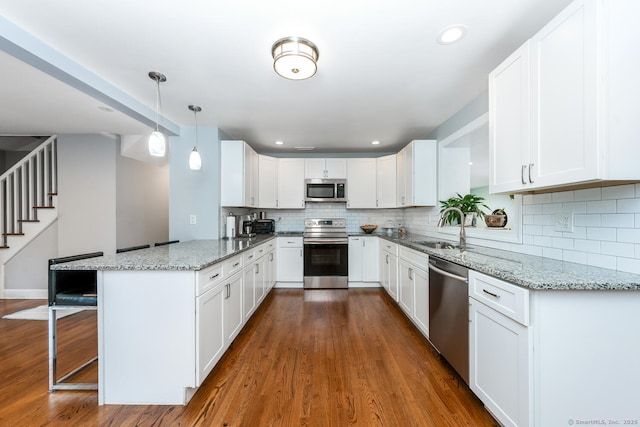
[194,109,198,149]
[155,77,162,133]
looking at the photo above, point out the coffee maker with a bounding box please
[235,214,255,238]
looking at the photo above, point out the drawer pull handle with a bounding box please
[209,273,220,280]
[483,289,501,299]
[233,262,240,267]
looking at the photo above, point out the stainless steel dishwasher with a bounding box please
[428,256,469,384]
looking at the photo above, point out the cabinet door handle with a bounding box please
[300,249,303,257]
[482,289,501,299]
[276,199,278,208]
[209,273,220,280]
[270,253,274,261]
[386,254,389,264]
[408,267,413,280]
[225,283,230,299]
[529,163,534,183]
[255,264,259,274]
[521,164,527,185]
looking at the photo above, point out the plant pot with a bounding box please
[484,214,507,228]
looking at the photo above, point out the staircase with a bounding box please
[0,135,58,262]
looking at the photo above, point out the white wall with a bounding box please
[3,221,58,296]
[116,144,169,249]
[169,127,224,241]
[57,134,117,256]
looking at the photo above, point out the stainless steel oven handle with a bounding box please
[303,238,348,244]
[428,263,468,283]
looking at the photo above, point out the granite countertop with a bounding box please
[379,233,640,291]
[51,231,640,290]
[51,235,277,272]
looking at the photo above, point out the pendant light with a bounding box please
[148,71,167,157]
[188,105,202,170]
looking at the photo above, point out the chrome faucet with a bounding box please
[438,207,466,249]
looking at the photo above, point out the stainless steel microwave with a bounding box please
[305,179,347,202]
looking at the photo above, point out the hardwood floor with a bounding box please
[0,289,499,426]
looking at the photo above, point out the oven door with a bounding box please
[303,242,348,289]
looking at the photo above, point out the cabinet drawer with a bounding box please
[278,237,302,248]
[399,246,428,269]
[254,244,267,259]
[380,240,398,256]
[197,263,225,295]
[469,271,529,326]
[243,249,257,264]
[226,255,243,277]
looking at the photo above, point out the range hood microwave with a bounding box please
[305,179,347,203]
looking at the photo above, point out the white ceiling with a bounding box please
[0,0,572,154]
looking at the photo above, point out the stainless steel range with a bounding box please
[303,218,348,289]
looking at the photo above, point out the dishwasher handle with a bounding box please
[428,262,468,283]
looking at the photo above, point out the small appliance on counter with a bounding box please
[235,214,255,238]
[226,215,236,238]
[254,219,275,234]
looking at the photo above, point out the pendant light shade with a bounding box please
[188,105,202,170]
[272,37,319,80]
[148,131,166,157]
[148,71,167,157]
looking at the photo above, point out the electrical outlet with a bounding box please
[554,212,573,232]
[189,214,197,225]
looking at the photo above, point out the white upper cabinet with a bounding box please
[489,0,640,194]
[396,140,437,207]
[376,154,396,208]
[221,140,258,207]
[305,158,347,179]
[277,158,305,209]
[346,158,377,208]
[258,155,278,209]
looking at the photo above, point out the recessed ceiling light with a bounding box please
[98,106,114,112]
[295,146,315,151]
[436,25,467,45]
[275,140,284,145]
[371,140,381,145]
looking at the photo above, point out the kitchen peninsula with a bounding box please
[52,237,277,405]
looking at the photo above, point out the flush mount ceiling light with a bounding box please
[437,25,468,45]
[148,71,167,157]
[188,105,202,171]
[272,36,319,80]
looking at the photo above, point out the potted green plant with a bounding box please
[439,193,490,226]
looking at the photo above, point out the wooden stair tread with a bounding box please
[33,206,55,209]
[3,233,25,236]
[48,192,58,196]
[17,219,39,223]
[0,245,9,249]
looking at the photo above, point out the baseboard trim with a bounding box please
[348,281,382,288]
[2,289,48,299]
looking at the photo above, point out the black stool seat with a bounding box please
[55,288,97,306]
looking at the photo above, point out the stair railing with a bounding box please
[0,135,57,248]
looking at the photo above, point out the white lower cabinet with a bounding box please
[398,247,429,337]
[380,241,398,301]
[348,236,379,285]
[196,281,225,385]
[469,270,531,427]
[223,272,244,345]
[277,237,303,284]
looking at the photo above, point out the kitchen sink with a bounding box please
[416,241,463,250]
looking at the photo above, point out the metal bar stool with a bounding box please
[48,251,103,391]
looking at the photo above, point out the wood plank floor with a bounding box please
[0,289,499,426]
